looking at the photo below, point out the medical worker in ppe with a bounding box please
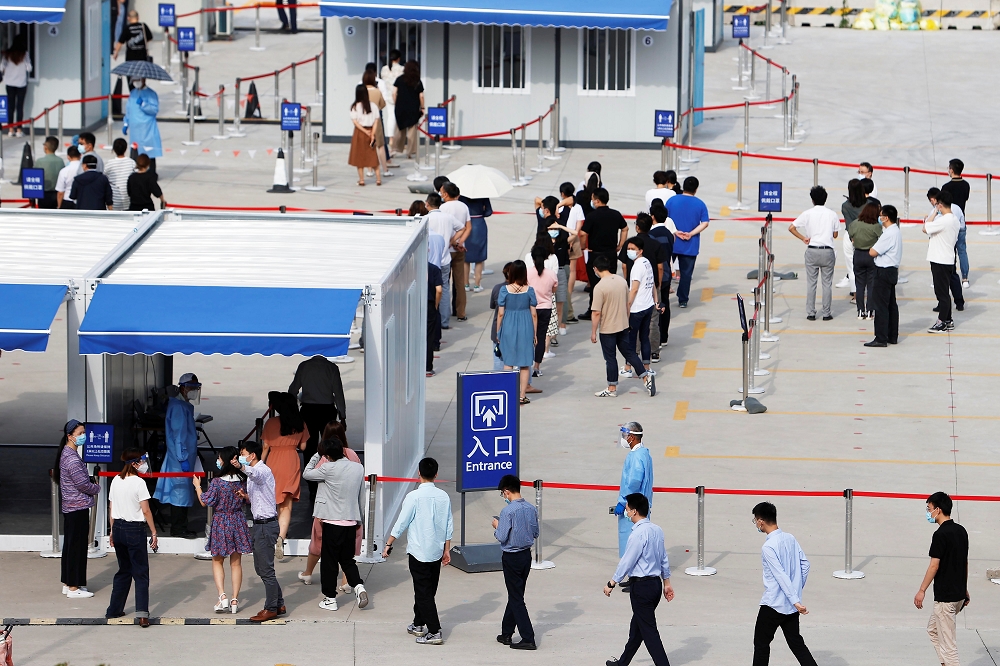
[123,78,162,172]
[613,422,654,593]
[154,372,201,538]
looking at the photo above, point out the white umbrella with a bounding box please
[444,164,513,199]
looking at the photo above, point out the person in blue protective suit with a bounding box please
[614,421,654,593]
[122,79,163,174]
[154,372,202,538]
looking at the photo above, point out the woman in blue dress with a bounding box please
[193,445,253,614]
[496,260,538,404]
[462,196,493,292]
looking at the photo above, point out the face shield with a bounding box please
[183,385,202,404]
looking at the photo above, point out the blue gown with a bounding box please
[153,397,198,507]
[123,86,163,159]
[617,445,654,556]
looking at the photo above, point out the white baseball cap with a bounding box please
[178,372,201,387]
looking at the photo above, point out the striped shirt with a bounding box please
[59,445,100,513]
[243,461,277,520]
[103,157,135,211]
[494,498,538,553]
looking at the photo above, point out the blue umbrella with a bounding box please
[111,60,173,82]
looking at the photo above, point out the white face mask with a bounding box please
[186,388,201,404]
[626,250,638,261]
[137,461,149,474]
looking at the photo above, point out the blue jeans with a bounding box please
[956,227,969,279]
[439,263,452,328]
[675,254,698,305]
[627,307,654,365]
[106,521,150,619]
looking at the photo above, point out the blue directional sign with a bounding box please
[0,96,8,125]
[427,106,447,136]
[457,371,519,493]
[158,3,176,27]
[83,424,115,463]
[281,102,302,131]
[759,181,782,213]
[733,15,750,39]
[21,168,45,199]
[654,109,675,138]
[177,27,196,52]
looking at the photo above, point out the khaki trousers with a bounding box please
[927,600,963,666]
[450,249,467,318]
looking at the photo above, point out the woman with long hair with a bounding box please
[348,84,381,186]
[54,420,100,598]
[106,447,157,628]
[527,244,559,380]
[392,60,425,159]
[497,260,538,404]
[193,445,252,614]
[262,391,309,560]
[362,67,390,179]
[850,202,884,319]
[839,178,868,299]
[1,40,31,137]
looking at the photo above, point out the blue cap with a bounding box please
[64,419,84,435]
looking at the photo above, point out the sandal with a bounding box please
[230,598,239,614]
[357,181,365,186]
[214,593,230,613]
[376,180,382,186]
[519,397,530,405]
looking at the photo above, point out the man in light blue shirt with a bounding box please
[867,204,902,348]
[603,493,673,666]
[752,501,818,666]
[492,474,539,650]
[383,458,453,645]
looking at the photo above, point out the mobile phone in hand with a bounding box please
[149,537,158,553]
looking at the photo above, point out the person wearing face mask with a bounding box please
[613,423,653,593]
[236,440,286,622]
[193,446,252,614]
[154,373,202,538]
[619,237,661,384]
[54,419,101,599]
[603,493,673,666]
[751,502,817,666]
[536,195,575,333]
[914,492,969,666]
[106,447,158,628]
[492,474,539,650]
[122,77,163,174]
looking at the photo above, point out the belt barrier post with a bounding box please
[44,107,50,138]
[86,467,106,558]
[212,85,228,139]
[762,61,775,109]
[743,101,750,154]
[194,470,215,559]
[273,70,281,119]
[833,489,865,579]
[764,267,781,338]
[779,0,790,43]
[684,486,717,575]
[40,470,61,558]
[792,80,803,139]
[733,39,747,90]
[181,53,189,113]
[182,83,200,146]
[681,112,699,164]
[295,107,309,173]
[984,174,998,236]
[552,97,564,153]
[903,166,910,221]
[776,97,794,151]
[510,128,525,187]
[733,322,751,409]
[56,100,64,153]
[774,67,787,119]
[251,4,265,51]
[519,124,531,181]
[745,51,760,100]
[287,128,295,187]
[304,132,326,191]
[357,474,385,562]
[193,66,202,119]
[531,480,555,570]
[315,55,323,103]
[304,106,313,162]
[434,136,441,179]
[732,150,748,210]
[419,124,434,171]
[445,95,461,150]
[764,2,773,46]
[105,90,113,147]
[813,158,819,188]
[660,140,667,171]
[163,27,170,66]
[531,115,550,173]
[230,78,246,137]
[255,417,263,446]
[291,62,297,104]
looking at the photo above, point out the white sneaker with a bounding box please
[543,351,556,359]
[619,367,634,378]
[63,585,88,595]
[417,631,444,645]
[595,389,618,398]
[67,588,95,598]
[407,623,428,637]
[319,596,339,611]
[472,285,485,293]
[559,327,567,336]
[355,584,370,608]
[297,571,313,585]
[836,277,851,289]
[962,280,970,288]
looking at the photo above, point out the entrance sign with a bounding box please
[456,371,519,492]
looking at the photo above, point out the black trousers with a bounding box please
[39,190,58,209]
[534,308,552,363]
[930,262,955,322]
[427,299,440,371]
[61,508,91,587]
[169,505,189,535]
[948,266,965,309]
[320,522,363,599]
[501,549,534,643]
[659,279,671,344]
[752,605,817,666]
[586,251,617,312]
[853,249,876,314]
[409,554,443,633]
[872,266,898,344]
[299,402,339,503]
[617,576,670,666]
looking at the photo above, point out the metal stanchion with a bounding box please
[295,107,310,173]
[681,110,699,165]
[660,140,667,171]
[180,54,189,114]
[40,470,62,558]
[780,0,791,43]
[86,468,107,558]
[419,126,435,171]
[552,97,565,153]
[445,95,461,150]
[531,115,550,173]
[903,166,911,220]
[510,128,525,187]
[291,62,297,104]
[44,107,50,138]
[56,100,64,153]
[194,470,215,560]
[255,417,263,446]
[792,79,803,139]
[776,97,794,151]
[813,158,819,188]
[273,70,280,119]
[733,39,747,90]
[774,67,788,119]
[212,85,228,139]
[304,106,313,162]
[519,123,531,181]
[193,67,204,119]
[833,489,865,579]
[251,4,266,51]
[434,136,441,179]
[762,2,774,48]
[182,84,201,146]
[229,78,246,137]
[304,132,326,191]
[732,321,751,410]
[531,480,555,570]
[357,474,385,563]
[684,486,717,575]
[315,55,322,103]
[745,51,760,100]
[163,27,170,66]
[761,61,775,109]
[743,101,751,154]
[105,90,113,147]
[732,150,748,210]
[985,174,998,237]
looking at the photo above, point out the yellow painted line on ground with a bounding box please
[697,366,1000,378]
[210,618,237,625]
[714,229,726,243]
[708,257,721,270]
[682,360,699,377]
[731,159,738,170]
[667,451,1000,467]
[735,143,744,150]
[30,618,56,625]
[725,183,736,193]
[703,327,1000,339]
[692,321,707,339]
[714,292,1000,304]
[106,617,133,625]
[674,401,689,420]
[701,287,714,303]
[689,409,1000,421]
[160,618,185,625]
[720,206,731,217]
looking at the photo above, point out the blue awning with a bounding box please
[78,284,361,357]
[1,1,68,24]
[0,284,68,352]
[320,0,673,29]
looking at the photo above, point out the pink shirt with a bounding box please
[527,267,558,309]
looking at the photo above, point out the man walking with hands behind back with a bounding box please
[789,186,839,322]
[751,501,818,666]
[493,474,539,650]
[914,492,969,666]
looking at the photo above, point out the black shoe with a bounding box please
[806,315,816,321]
[171,530,197,539]
[457,316,468,321]
[933,306,940,312]
[510,641,537,650]
[607,660,621,666]
[678,302,688,308]
[956,303,965,311]
[889,339,898,345]
[550,338,559,347]
[864,340,887,348]
[577,312,592,320]
[584,285,592,293]
[497,635,512,646]
[823,315,834,321]
[566,316,579,323]
[441,325,450,330]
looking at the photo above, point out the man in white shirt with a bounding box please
[440,181,473,322]
[866,205,902,348]
[104,138,136,211]
[924,190,961,333]
[78,132,104,173]
[858,161,878,199]
[56,146,83,209]
[789,186,840,321]
[927,187,966,314]
[621,237,658,383]
[424,192,465,329]
[644,170,677,212]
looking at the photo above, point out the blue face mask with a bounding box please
[74,434,87,447]
[216,460,223,470]
[548,230,559,238]
[626,249,638,261]
[926,510,936,524]
[504,497,511,505]
[239,456,249,466]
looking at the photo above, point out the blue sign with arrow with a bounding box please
[83,424,115,463]
[457,372,519,493]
